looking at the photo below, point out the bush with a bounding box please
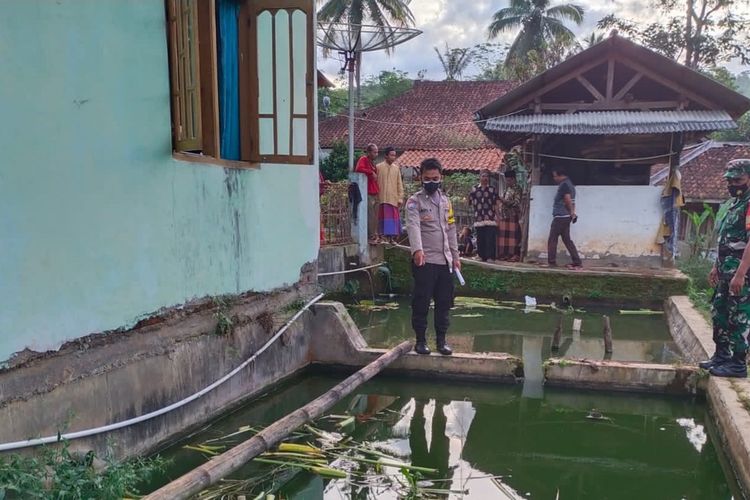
[0,441,166,499]
[678,257,714,316]
[320,141,362,182]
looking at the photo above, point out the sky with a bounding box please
[317,0,748,84]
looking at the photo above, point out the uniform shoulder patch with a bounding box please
[406,199,418,210]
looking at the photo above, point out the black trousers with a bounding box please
[548,217,582,266]
[411,263,454,343]
[476,226,497,261]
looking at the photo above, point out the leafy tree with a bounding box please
[598,0,750,70]
[470,42,510,81]
[504,34,581,81]
[362,69,414,107]
[434,44,473,81]
[317,0,415,108]
[487,0,584,72]
[320,141,361,181]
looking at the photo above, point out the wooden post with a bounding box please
[145,341,412,500]
[551,315,563,350]
[603,315,613,354]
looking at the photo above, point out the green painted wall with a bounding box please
[0,0,319,361]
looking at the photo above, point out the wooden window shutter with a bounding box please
[241,0,314,165]
[167,0,203,151]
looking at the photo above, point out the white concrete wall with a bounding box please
[528,186,663,259]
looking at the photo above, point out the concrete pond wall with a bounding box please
[0,299,520,460]
[0,0,319,363]
[385,246,688,305]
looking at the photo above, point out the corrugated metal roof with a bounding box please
[483,110,736,135]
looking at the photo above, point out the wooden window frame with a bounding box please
[240,0,315,166]
[166,0,314,168]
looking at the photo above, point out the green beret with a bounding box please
[724,159,750,179]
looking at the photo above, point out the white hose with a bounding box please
[0,293,325,452]
[317,262,386,277]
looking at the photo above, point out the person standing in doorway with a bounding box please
[376,147,405,243]
[700,159,750,378]
[405,158,460,356]
[468,169,499,262]
[497,170,523,261]
[548,168,582,269]
[355,143,380,243]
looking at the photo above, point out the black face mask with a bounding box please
[728,184,749,198]
[423,181,441,194]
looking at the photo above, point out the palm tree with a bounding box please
[487,0,584,69]
[434,44,473,81]
[318,0,415,108]
[583,31,604,48]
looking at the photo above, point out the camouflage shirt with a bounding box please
[717,191,750,277]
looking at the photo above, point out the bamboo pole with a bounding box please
[145,341,413,500]
[603,316,613,354]
[551,315,563,350]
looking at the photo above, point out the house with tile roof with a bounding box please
[652,141,750,245]
[319,80,516,173]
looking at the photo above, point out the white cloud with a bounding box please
[317,0,750,82]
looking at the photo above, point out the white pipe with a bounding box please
[0,293,325,452]
[317,261,385,277]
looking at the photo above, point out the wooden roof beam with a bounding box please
[577,75,605,101]
[614,56,717,110]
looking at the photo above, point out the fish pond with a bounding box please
[348,296,679,364]
[146,373,740,499]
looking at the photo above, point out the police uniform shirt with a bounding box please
[405,189,459,271]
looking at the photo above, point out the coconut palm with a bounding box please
[318,0,415,108]
[434,44,473,81]
[487,0,584,68]
[583,31,604,48]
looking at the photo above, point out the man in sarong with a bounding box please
[376,147,405,243]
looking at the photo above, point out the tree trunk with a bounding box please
[684,0,694,67]
[144,341,413,500]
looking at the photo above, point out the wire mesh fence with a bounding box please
[320,181,353,246]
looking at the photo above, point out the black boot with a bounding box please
[414,332,431,355]
[414,342,431,355]
[699,343,732,369]
[710,350,747,378]
[436,335,452,356]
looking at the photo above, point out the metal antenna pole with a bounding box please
[348,52,355,171]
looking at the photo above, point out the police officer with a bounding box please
[700,159,750,378]
[405,158,461,355]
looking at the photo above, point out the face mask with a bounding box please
[423,181,441,194]
[728,184,749,198]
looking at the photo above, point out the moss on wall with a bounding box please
[386,247,687,306]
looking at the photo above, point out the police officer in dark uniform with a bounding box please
[405,158,461,355]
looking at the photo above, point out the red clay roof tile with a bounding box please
[397,148,504,172]
[319,80,516,150]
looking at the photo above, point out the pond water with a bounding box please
[347,296,680,365]
[147,373,739,499]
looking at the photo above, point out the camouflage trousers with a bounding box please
[711,278,750,353]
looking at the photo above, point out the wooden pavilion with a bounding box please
[475,33,750,265]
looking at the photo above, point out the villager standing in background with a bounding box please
[547,168,582,270]
[497,170,523,261]
[355,143,380,243]
[405,158,460,356]
[701,159,750,378]
[376,147,405,243]
[468,169,499,262]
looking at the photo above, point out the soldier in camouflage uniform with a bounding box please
[700,159,750,378]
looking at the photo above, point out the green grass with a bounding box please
[677,257,713,318]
